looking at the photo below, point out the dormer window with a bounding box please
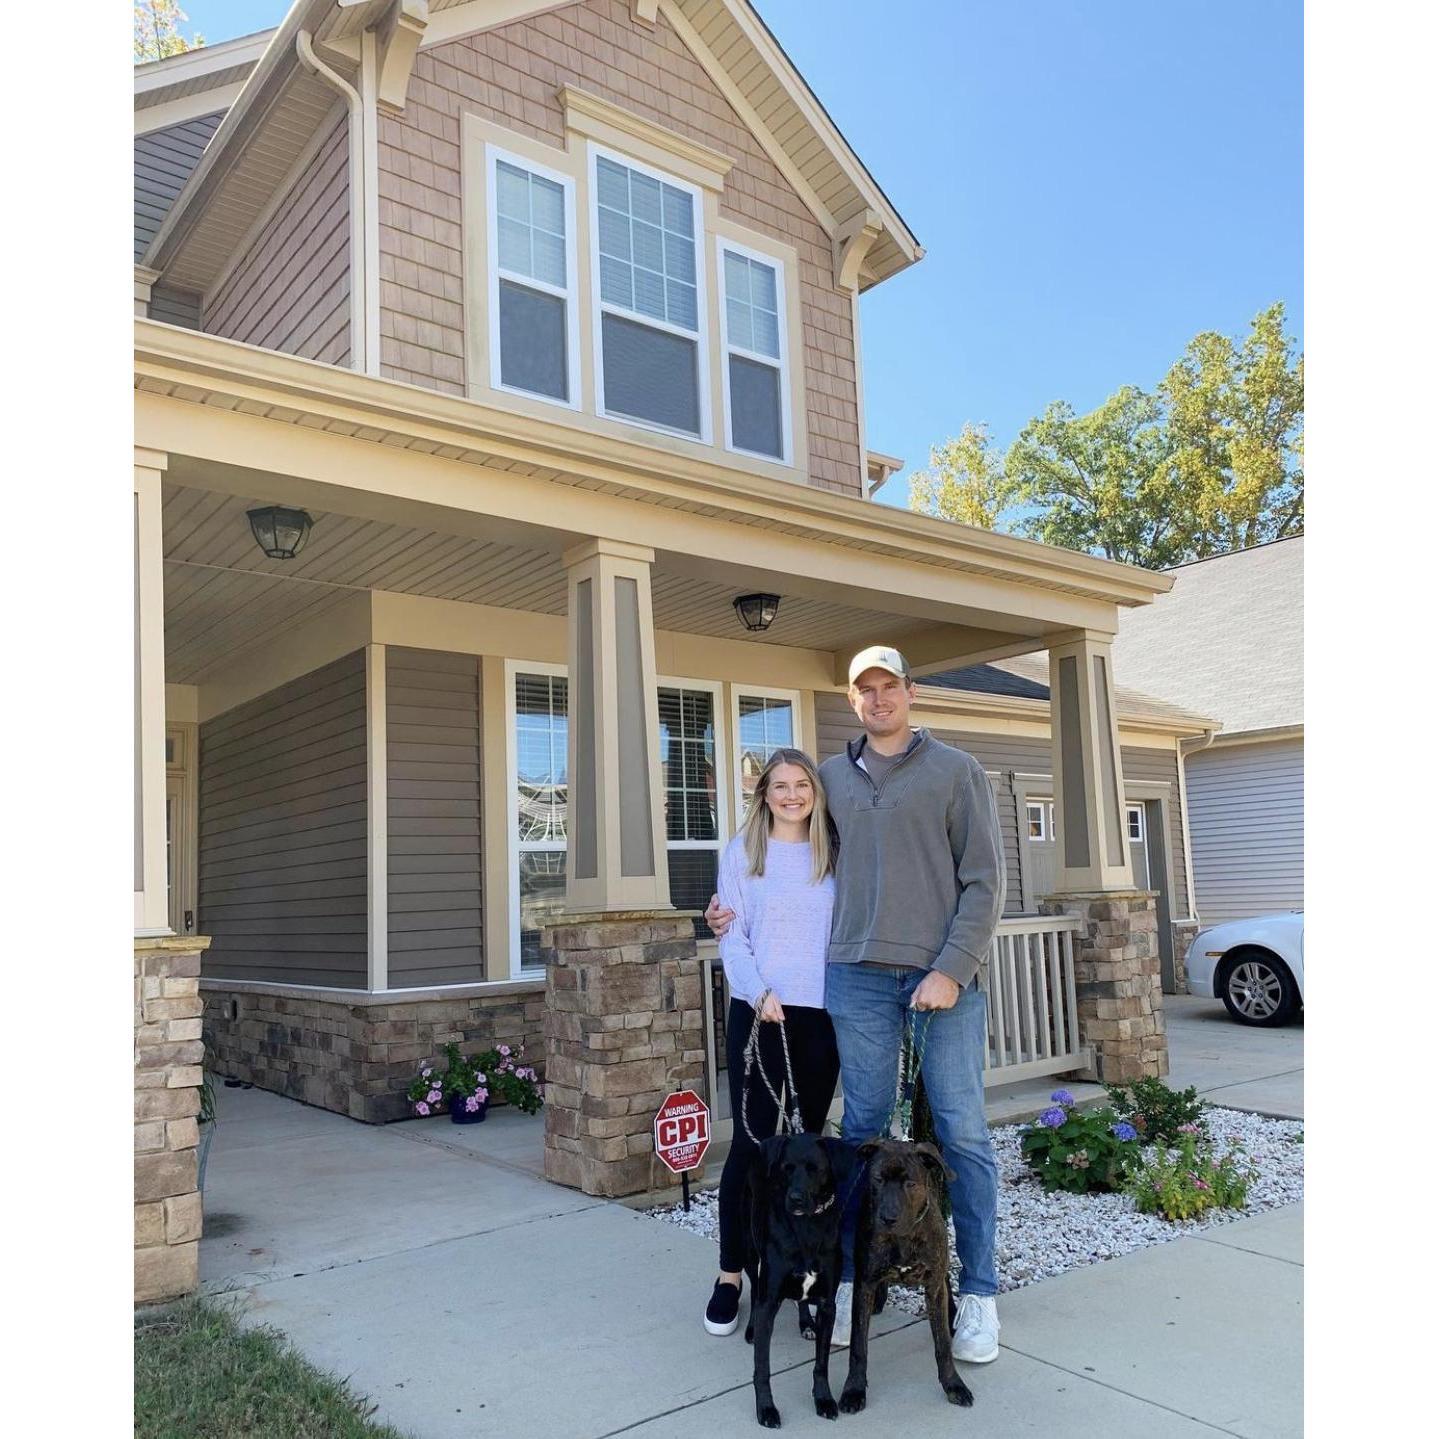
[591,150,708,439]
[487,150,578,407]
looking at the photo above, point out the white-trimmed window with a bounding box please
[718,239,790,462]
[1127,803,1146,844]
[487,148,579,407]
[591,147,708,439]
[1025,800,1049,842]
[732,687,799,823]
[658,681,725,929]
[510,666,569,968]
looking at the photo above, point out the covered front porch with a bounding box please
[135,322,1172,1197]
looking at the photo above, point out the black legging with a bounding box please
[718,997,841,1273]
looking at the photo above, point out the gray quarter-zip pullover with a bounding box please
[819,729,1005,990]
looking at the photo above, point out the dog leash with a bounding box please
[889,1007,935,1142]
[739,990,805,1145]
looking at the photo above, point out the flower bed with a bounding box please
[646,1107,1302,1310]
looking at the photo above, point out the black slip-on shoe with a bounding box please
[704,1279,742,1336]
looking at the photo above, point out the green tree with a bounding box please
[134,1,204,63]
[909,303,1303,568]
[909,422,1016,530]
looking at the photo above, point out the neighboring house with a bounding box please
[133,0,1185,1296]
[1109,536,1303,927]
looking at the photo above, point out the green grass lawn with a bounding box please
[135,1296,410,1439]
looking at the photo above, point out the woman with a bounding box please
[704,747,840,1337]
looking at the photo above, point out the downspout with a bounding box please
[296,30,374,374]
[1176,729,1216,922]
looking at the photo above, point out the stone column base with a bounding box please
[541,911,703,1198]
[1170,920,1200,994]
[135,934,212,1305]
[1040,891,1168,1084]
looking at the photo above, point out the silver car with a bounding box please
[1186,912,1304,1027]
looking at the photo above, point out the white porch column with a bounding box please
[562,539,670,912]
[134,448,171,933]
[1047,631,1133,893]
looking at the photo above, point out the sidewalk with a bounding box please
[201,1086,1301,1438]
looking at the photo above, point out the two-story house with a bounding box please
[133,0,1205,1300]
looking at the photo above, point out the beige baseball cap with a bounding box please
[848,645,911,685]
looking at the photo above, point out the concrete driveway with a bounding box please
[1164,994,1304,1119]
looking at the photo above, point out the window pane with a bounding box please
[662,184,693,237]
[497,215,530,276]
[598,204,630,261]
[532,228,566,289]
[751,307,780,359]
[602,312,700,434]
[658,686,716,844]
[519,850,567,965]
[495,162,566,290]
[594,157,698,333]
[668,849,718,938]
[729,355,782,458]
[664,228,696,285]
[736,695,794,814]
[496,160,530,221]
[515,674,568,842]
[499,281,567,401]
[530,173,564,235]
[633,266,667,321]
[599,254,633,309]
[597,155,629,211]
[726,295,753,352]
[666,279,697,331]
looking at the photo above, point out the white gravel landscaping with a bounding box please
[646,1107,1303,1312]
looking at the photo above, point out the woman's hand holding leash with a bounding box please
[754,988,785,1023]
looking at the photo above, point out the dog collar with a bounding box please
[810,1194,835,1214]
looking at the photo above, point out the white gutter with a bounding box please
[295,28,376,375]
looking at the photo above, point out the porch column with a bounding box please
[135,448,170,934]
[561,538,670,913]
[1041,632,1168,1082]
[543,540,702,1198]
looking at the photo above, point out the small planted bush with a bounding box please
[1105,1076,1208,1145]
[1020,1090,1143,1194]
[1126,1126,1257,1221]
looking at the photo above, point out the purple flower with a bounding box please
[427,1089,442,1105]
[475,1072,487,1085]
[464,1096,480,1113]
[1112,1121,1138,1142]
[415,1102,430,1116]
[1177,1123,1201,1136]
[1038,1106,1067,1128]
[1050,1090,1075,1107]
[474,1087,488,1104]
[421,1067,432,1078]
[499,1045,512,1057]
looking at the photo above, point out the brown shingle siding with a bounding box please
[378,0,863,494]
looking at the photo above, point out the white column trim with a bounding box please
[134,451,171,934]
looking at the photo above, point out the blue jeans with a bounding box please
[826,962,998,1297]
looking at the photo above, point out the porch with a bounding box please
[135,322,1173,1201]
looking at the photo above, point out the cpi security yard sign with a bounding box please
[654,1089,710,1208]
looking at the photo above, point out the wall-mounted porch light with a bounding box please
[247,505,314,560]
[733,593,781,633]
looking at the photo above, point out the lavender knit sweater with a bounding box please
[716,834,834,1010]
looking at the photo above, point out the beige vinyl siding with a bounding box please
[1185,739,1303,925]
[378,0,863,495]
[812,691,1189,917]
[199,651,368,988]
[203,113,351,366]
[386,648,485,986]
[134,111,224,260]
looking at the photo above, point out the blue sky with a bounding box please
[170,1,1302,508]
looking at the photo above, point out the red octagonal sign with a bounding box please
[654,1089,710,1174]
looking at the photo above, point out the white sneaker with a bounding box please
[952,1294,1000,1364]
[830,1281,853,1349]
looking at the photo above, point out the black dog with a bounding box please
[744,1133,854,1428]
[839,1138,974,1414]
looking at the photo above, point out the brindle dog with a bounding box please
[839,1139,975,1414]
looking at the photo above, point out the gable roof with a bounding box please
[921,653,1216,733]
[1108,536,1303,737]
[140,0,922,295]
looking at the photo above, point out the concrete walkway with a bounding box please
[201,1082,1302,1438]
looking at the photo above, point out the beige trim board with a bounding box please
[135,83,246,136]
[560,85,735,191]
[1201,724,1304,750]
[199,975,543,1004]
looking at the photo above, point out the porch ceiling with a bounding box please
[161,484,947,682]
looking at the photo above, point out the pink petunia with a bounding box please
[475,1087,488,1104]
[427,1089,442,1105]
[465,1096,480,1113]
[416,1102,430,1116]
[499,1045,511,1056]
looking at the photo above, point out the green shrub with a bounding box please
[1020,1091,1143,1194]
[1125,1128,1257,1221]
[1105,1076,1207,1145]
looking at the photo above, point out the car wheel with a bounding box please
[1217,948,1300,1027]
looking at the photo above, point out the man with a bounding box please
[706,645,1005,1363]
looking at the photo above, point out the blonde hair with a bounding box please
[740,747,834,883]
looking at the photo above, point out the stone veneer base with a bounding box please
[201,978,546,1124]
[1040,891,1170,1084]
[136,935,211,1304]
[542,912,705,1199]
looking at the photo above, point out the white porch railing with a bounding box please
[982,914,1091,1087]
[699,913,1091,1123]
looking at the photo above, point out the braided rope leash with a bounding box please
[739,989,805,1145]
[889,1007,936,1142]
